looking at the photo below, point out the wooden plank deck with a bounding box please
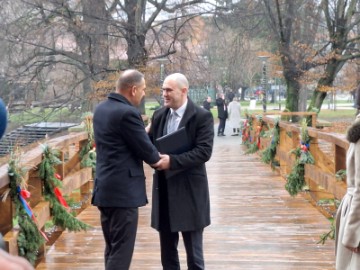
[36,133,335,270]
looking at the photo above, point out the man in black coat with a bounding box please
[216,93,227,136]
[202,96,211,111]
[92,70,164,270]
[149,73,214,270]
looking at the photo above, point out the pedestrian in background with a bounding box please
[216,93,227,136]
[335,113,360,269]
[228,97,241,136]
[203,96,212,111]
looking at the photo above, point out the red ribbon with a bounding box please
[54,173,62,180]
[256,126,262,149]
[54,187,69,209]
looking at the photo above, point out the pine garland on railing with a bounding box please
[7,149,45,265]
[335,169,346,181]
[79,112,96,177]
[285,119,315,196]
[261,118,280,165]
[243,115,265,154]
[39,144,89,231]
[241,112,252,147]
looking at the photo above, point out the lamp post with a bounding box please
[276,70,283,111]
[258,55,269,112]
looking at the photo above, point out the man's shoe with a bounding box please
[221,133,226,136]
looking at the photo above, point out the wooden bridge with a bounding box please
[1,114,344,269]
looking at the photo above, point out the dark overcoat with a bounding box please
[216,98,228,119]
[149,98,214,232]
[91,93,160,208]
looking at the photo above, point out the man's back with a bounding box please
[92,93,159,208]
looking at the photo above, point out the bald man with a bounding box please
[148,73,214,270]
[92,69,165,270]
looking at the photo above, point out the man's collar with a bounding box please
[170,99,188,118]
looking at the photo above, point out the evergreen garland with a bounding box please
[285,119,315,196]
[244,115,265,155]
[335,169,346,181]
[79,113,96,177]
[318,219,335,244]
[245,142,259,154]
[261,118,280,165]
[8,150,44,265]
[241,112,252,145]
[39,144,89,231]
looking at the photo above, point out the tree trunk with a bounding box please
[308,59,339,112]
[285,77,300,113]
[124,0,148,68]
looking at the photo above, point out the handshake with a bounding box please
[151,154,170,170]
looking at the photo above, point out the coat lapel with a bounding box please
[178,98,196,129]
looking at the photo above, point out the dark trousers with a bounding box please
[158,178,204,270]
[218,118,226,135]
[98,207,138,270]
[159,228,204,270]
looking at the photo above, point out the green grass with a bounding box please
[7,107,87,133]
[318,109,355,120]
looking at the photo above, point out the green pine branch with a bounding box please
[40,144,90,232]
[8,150,44,265]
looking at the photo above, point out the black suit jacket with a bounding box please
[92,93,160,208]
[149,98,214,232]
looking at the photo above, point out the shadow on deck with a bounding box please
[36,128,335,270]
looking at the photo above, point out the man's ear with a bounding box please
[131,85,137,96]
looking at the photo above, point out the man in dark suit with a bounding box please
[148,73,214,270]
[216,93,227,136]
[92,69,164,270]
[202,96,211,111]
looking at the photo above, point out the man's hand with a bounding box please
[345,245,359,253]
[145,121,151,134]
[151,154,170,170]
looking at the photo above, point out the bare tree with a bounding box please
[307,0,360,112]
[0,0,213,115]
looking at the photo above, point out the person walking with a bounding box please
[335,114,360,269]
[216,93,227,136]
[92,69,165,270]
[228,97,241,136]
[148,73,214,270]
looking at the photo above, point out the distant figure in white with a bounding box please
[228,97,241,136]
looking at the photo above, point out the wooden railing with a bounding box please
[0,131,92,261]
[249,112,348,216]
